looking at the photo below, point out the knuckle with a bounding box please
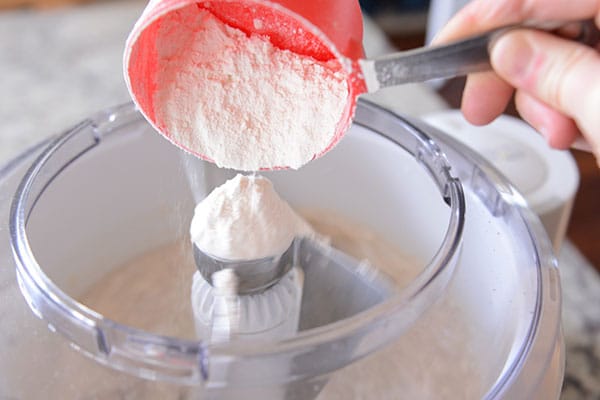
[544,46,596,109]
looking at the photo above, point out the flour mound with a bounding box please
[190,174,313,260]
[153,9,349,171]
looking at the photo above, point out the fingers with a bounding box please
[433,0,600,44]
[491,29,600,153]
[431,0,600,162]
[461,72,514,125]
[514,91,581,149]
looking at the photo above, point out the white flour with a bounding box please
[153,8,349,171]
[190,174,313,260]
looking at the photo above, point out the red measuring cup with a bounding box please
[124,0,366,169]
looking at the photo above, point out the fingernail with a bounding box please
[490,32,535,86]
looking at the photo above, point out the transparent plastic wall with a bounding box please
[1,101,561,399]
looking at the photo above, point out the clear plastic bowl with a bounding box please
[1,100,562,399]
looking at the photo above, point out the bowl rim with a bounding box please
[9,100,494,388]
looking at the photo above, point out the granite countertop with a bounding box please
[0,2,598,398]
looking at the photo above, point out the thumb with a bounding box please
[490,29,600,154]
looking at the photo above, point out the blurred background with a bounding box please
[0,0,598,398]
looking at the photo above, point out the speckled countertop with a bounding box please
[0,2,598,398]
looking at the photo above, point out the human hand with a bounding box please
[433,0,600,164]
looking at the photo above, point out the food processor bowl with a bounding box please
[0,100,562,399]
